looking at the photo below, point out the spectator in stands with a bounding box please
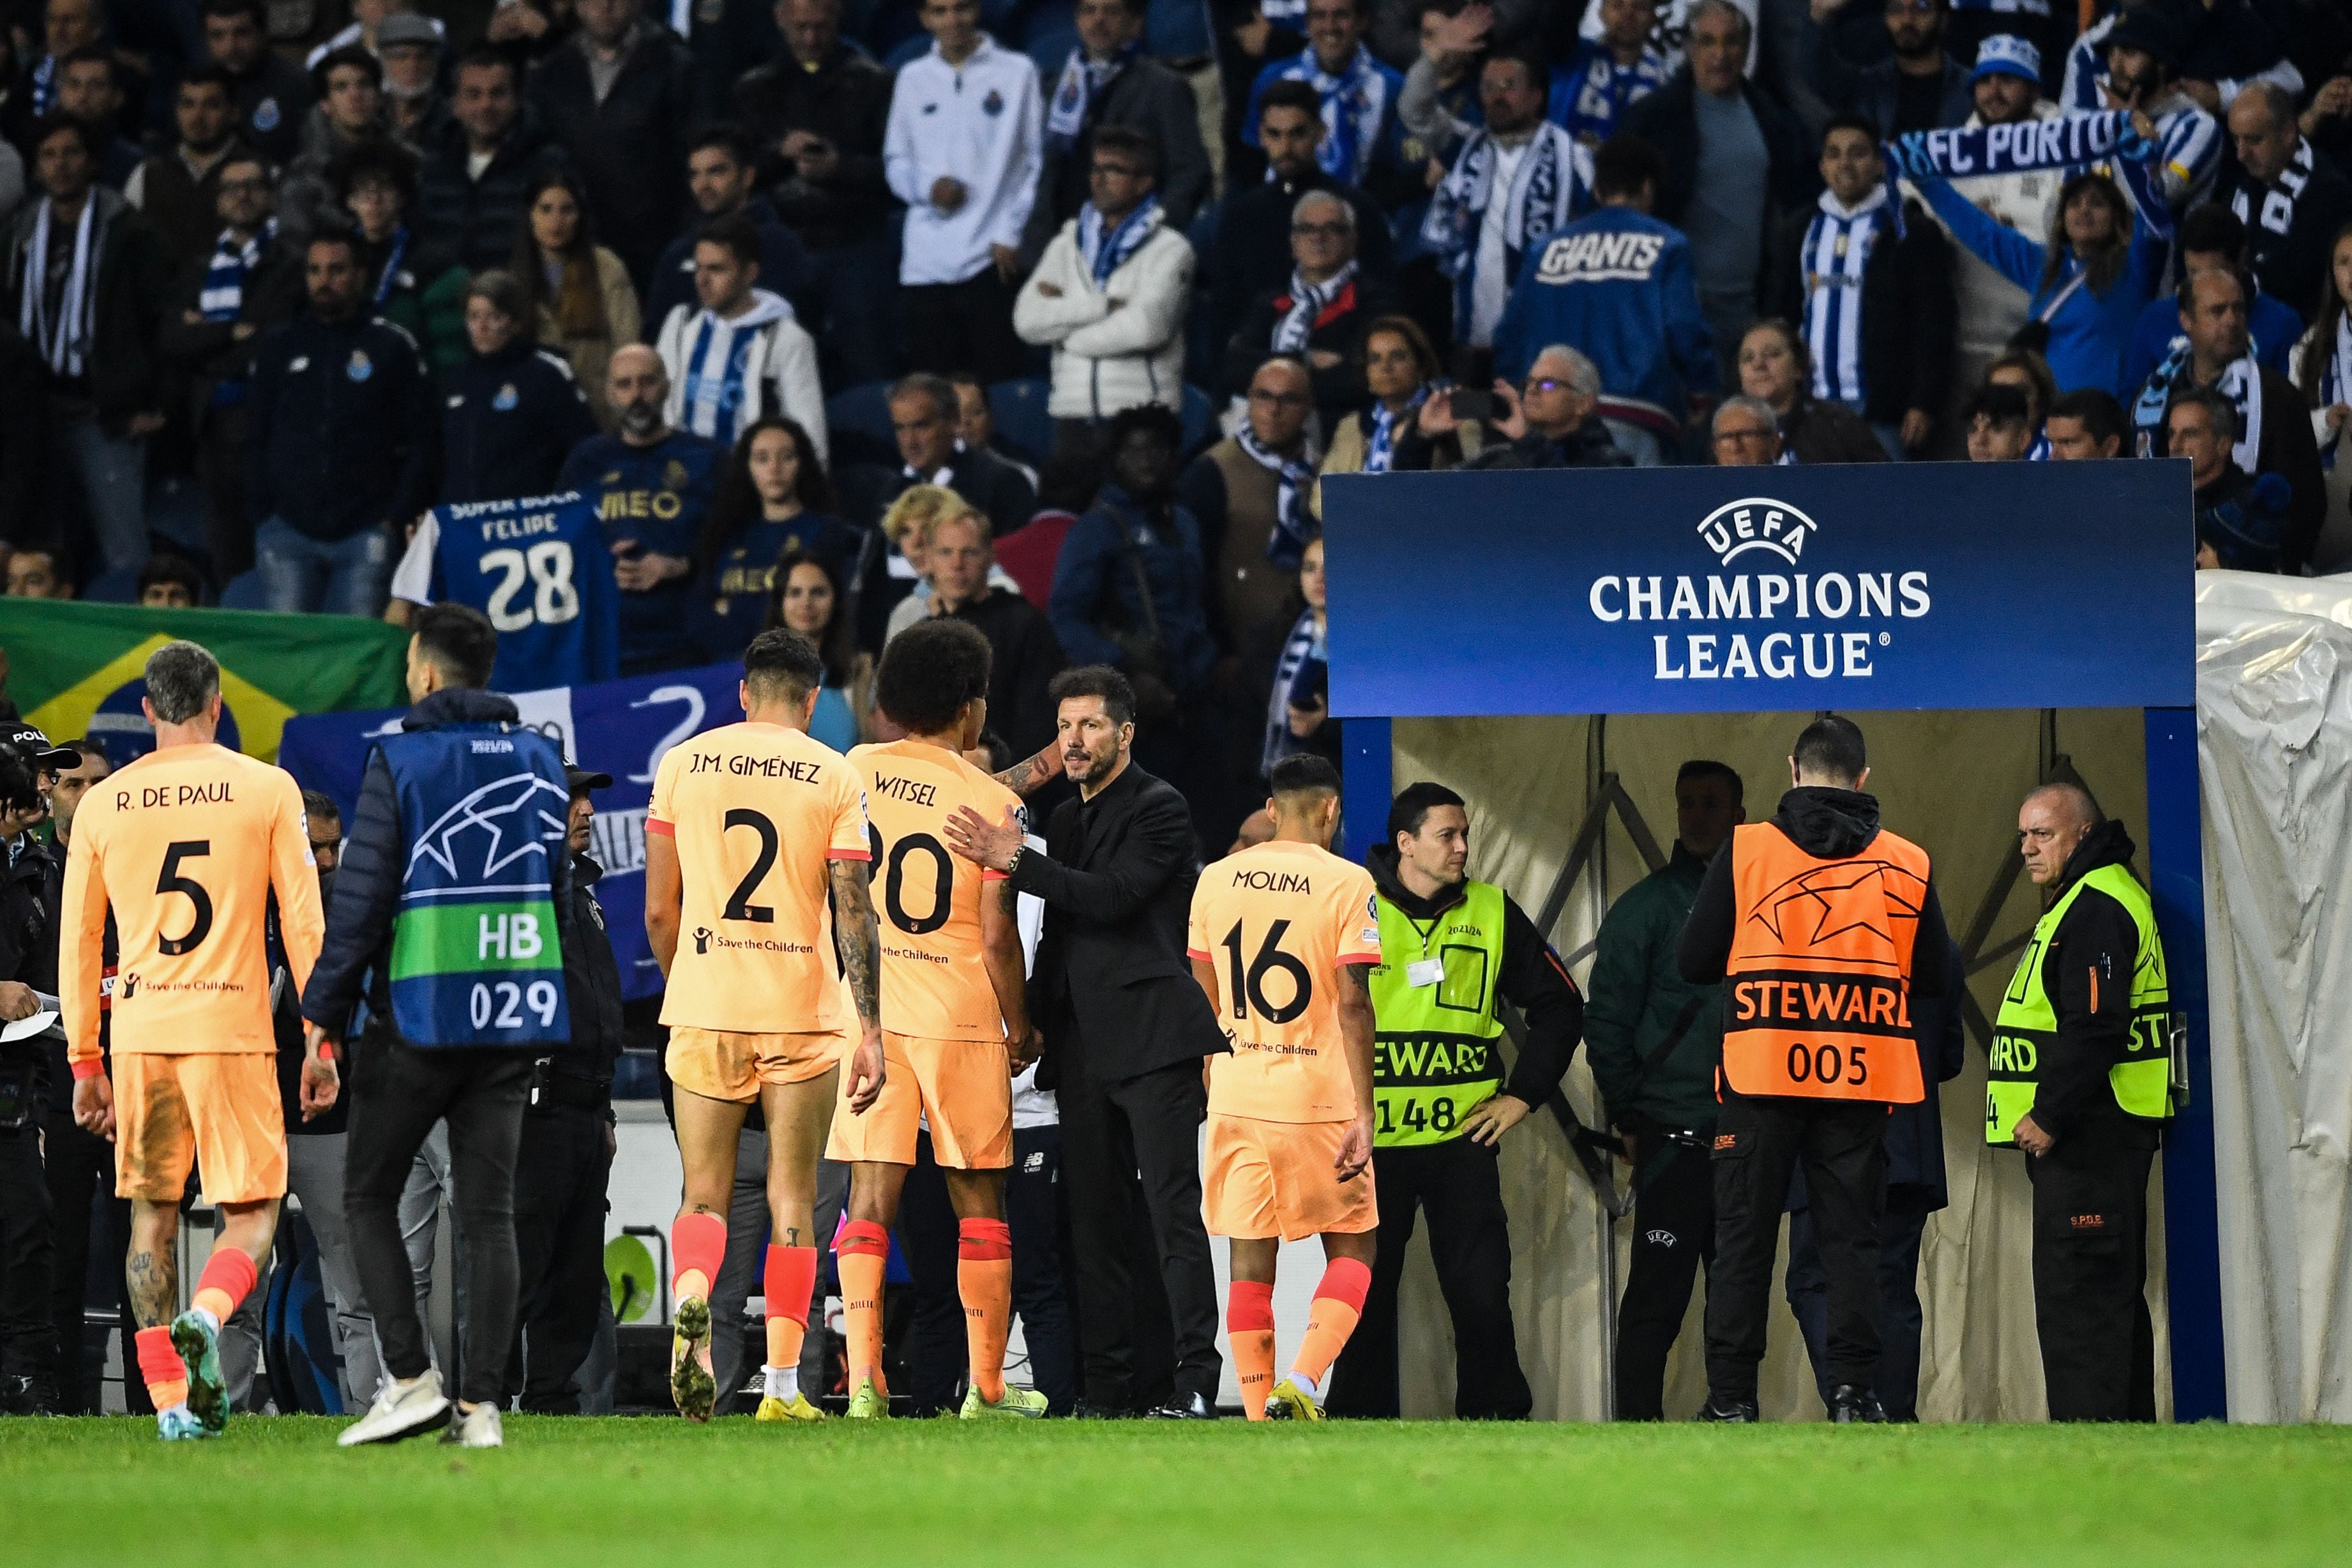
[2123,206,2302,393]
[136,552,204,607]
[732,0,898,386]
[512,167,640,430]
[1621,0,1814,382]
[869,483,963,645]
[695,415,858,661]
[1735,317,1883,462]
[949,372,1039,486]
[5,116,170,577]
[2290,225,2352,466]
[19,0,105,130]
[1421,46,1590,355]
[1223,190,1396,428]
[338,140,460,373]
[246,230,436,614]
[645,124,811,341]
[2227,82,2352,324]
[1315,315,1438,506]
[2175,389,2288,571]
[4,547,73,597]
[1391,1,1492,174]
[278,47,386,250]
[158,149,302,584]
[759,547,868,750]
[1182,356,1316,681]
[379,13,450,158]
[202,0,312,166]
[125,67,246,268]
[0,325,42,551]
[1242,0,1403,192]
[1495,133,1714,465]
[1552,0,1672,149]
[1961,379,2034,460]
[528,0,693,288]
[2090,6,2223,213]
[1936,35,2063,425]
[878,371,1037,543]
[1984,345,2056,456]
[1412,344,1634,471]
[1262,534,1333,777]
[557,345,721,674]
[54,48,142,192]
[1014,125,1193,440]
[2046,386,2128,458]
[1807,0,1971,138]
[886,0,1042,385]
[653,215,826,458]
[1708,393,1785,464]
[1768,114,1954,459]
[1025,0,1211,269]
[994,444,1099,605]
[305,0,444,69]
[1208,80,1397,355]
[416,47,565,276]
[921,508,1064,758]
[441,269,598,504]
[2132,266,2325,568]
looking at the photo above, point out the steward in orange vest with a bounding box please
[1674,716,1956,1424]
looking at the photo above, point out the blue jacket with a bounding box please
[2120,288,2302,395]
[439,340,599,506]
[1048,485,1217,698]
[1493,206,1717,420]
[246,308,439,541]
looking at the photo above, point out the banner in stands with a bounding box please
[0,600,410,764]
[280,662,746,1000]
[1322,460,2194,717]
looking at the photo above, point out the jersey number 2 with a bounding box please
[1221,918,1310,1024]
[721,809,779,921]
[156,840,213,956]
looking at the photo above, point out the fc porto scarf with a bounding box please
[1238,424,1318,570]
[1076,195,1159,290]
[1045,41,1138,154]
[2233,136,2317,245]
[19,196,97,377]
[1281,43,1389,185]
[1885,110,2136,181]
[1421,122,1585,315]
[1363,390,1423,475]
[2132,343,2263,473]
[199,218,277,322]
[1272,260,1357,353]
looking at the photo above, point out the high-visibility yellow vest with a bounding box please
[1367,882,1506,1147]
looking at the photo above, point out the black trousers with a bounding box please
[2027,1115,2159,1422]
[1786,1185,1935,1419]
[506,1101,612,1413]
[1057,1047,1221,1409]
[1327,1136,1527,1419]
[1705,1094,1887,1401]
[41,1108,128,1412]
[901,268,1027,385]
[0,1124,59,1389]
[345,1034,534,1405]
[1614,1135,1715,1421]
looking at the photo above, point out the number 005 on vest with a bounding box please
[1720,822,1928,1103]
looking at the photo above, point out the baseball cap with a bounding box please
[1971,33,2041,85]
[377,13,442,49]
[2104,3,2192,72]
[0,723,80,771]
[565,765,612,794]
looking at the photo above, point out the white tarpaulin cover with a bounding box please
[2194,572,2352,1422]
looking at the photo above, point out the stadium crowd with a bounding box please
[0,0,2339,1423]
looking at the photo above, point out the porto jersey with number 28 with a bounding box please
[393,491,620,691]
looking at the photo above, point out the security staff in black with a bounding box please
[506,765,627,1413]
[1677,716,1957,1424]
[1325,783,1583,1421]
[1994,783,2174,1422]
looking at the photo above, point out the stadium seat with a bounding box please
[1181,382,1214,456]
[988,379,1055,467]
[1025,26,1076,80]
[81,566,139,603]
[1145,0,1213,58]
[882,32,929,70]
[827,380,902,471]
[1014,0,1075,43]
[220,570,271,610]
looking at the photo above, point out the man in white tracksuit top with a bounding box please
[654,214,828,458]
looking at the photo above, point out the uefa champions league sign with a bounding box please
[1321,462,2194,718]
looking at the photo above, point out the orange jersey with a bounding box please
[1187,839,1382,1124]
[58,744,324,1067]
[847,739,1022,1042]
[648,720,870,1034]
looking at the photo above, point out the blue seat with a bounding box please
[220,569,271,610]
[81,566,140,603]
[882,32,929,70]
[1025,26,1076,80]
[1014,0,1075,43]
[988,379,1056,467]
[826,380,901,470]
[1180,382,1214,456]
[1145,0,1212,58]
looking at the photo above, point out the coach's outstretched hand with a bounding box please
[301,1027,341,1121]
[946,804,1025,873]
[73,1074,116,1142]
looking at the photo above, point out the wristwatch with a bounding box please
[1004,844,1024,878]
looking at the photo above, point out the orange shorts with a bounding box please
[667,1026,841,1104]
[825,1032,1012,1170]
[1202,1113,1376,1242]
[111,1052,285,1205]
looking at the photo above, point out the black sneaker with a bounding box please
[1829,1385,1886,1424]
[1143,1391,1216,1419]
[1695,1394,1759,1422]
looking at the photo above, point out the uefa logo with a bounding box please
[1695,499,1820,566]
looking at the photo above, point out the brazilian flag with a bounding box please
[0,600,409,764]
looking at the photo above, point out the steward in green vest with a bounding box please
[1999,785,2176,1422]
[1323,783,1584,1422]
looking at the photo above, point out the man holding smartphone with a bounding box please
[1391,345,1634,472]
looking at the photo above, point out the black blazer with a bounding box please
[1009,762,1225,1084]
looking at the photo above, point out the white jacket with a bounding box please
[886,35,1043,287]
[1013,209,1193,421]
[654,289,828,461]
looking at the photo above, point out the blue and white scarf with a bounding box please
[1422,123,1583,281]
[2026,431,2051,461]
[1800,186,1895,407]
[1262,607,1325,775]
[19,196,97,377]
[679,289,792,447]
[1887,111,2139,181]
[29,54,57,117]
[2132,342,2262,471]
[1362,391,1422,475]
[2318,315,2352,410]
[1238,423,1318,569]
[1553,43,1670,146]
[373,225,411,305]
[1272,259,1356,354]
[199,218,276,322]
[1270,43,1392,185]
[1076,195,1159,290]
[1046,40,1139,153]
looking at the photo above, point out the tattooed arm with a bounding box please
[830,857,887,1113]
[990,736,1063,797]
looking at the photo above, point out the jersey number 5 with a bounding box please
[156,840,213,956]
[1221,918,1310,1024]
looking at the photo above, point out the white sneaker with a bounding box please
[338,1369,453,1447]
[439,1401,503,1449]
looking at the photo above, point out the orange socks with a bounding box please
[763,1244,817,1376]
[958,1219,1013,1405]
[672,1211,727,1305]
[1228,1281,1277,1421]
[837,1220,891,1391]
[1288,1258,1373,1399]
[191,1246,257,1326]
[135,1325,188,1412]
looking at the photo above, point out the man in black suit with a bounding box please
[946,666,1225,1418]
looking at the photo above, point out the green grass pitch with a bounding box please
[8,1416,2350,1565]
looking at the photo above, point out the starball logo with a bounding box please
[1587,498,1933,682]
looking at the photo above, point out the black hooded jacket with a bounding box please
[1365,842,1585,1111]
[553,850,625,1106]
[2024,818,2151,1142]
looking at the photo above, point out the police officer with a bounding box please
[1586,760,1744,1421]
[1991,782,2173,1422]
[506,765,625,1413]
[1677,716,1956,1423]
[1325,782,1585,1421]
